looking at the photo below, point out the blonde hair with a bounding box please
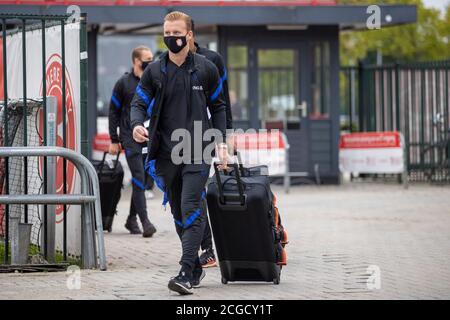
[164,11,192,32]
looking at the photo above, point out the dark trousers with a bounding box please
[201,218,213,251]
[155,158,210,274]
[123,142,153,223]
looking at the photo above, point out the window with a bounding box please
[258,49,299,128]
[227,45,249,121]
[311,42,331,119]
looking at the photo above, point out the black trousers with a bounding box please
[123,141,153,222]
[155,158,210,272]
[201,217,213,251]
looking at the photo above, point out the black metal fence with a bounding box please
[341,61,450,182]
[0,13,88,266]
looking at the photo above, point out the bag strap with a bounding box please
[192,54,211,104]
[145,59,167,161]
[99,151,120,175]
[148,60,162,91]
[233,149,245,176]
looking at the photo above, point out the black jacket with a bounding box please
[108,69,140,146]
[195,43,233,129]
[130,51,227,161]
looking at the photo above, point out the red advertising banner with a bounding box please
[340,132,401,149]
[339,132,405,174]
[230,131,286,150]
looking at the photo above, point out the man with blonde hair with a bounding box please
[131,11,228,295]
[188,19,233,269]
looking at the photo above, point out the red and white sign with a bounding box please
[339,132,405,174]
[38,53,77,223]
[93,132,111,153]
[1,22,82,254]
[227,131,288,176]
[0,40,4,101]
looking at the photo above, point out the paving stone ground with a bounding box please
[1,181,450,300]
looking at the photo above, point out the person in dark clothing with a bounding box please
[188,20,233,268]
[189,21,233,131]
[109,45,157,237]
[130,11,228,295]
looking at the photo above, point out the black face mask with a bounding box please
[164,35,188,54]
[141,60,151,71]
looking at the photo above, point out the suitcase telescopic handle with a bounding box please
[213,162,245,206]
[99,151,121,176]
[233,149,245,176]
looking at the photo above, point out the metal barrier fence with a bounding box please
[0,13,92,268]
[341,61,450,182]
[0,147,107,270]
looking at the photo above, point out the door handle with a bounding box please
[297,101,308,118]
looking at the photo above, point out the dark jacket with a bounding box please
[130,51,227,161]
[108,69,140,146]
[195,43,233,129]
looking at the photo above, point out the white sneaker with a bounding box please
[145,190,155,199]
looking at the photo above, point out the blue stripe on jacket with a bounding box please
[136,84,151,106]
[147,98,155,117]
[210,78,223,102]
[221,67,227,83]
[111,93,121,109]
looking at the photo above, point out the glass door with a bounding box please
[256,48,301,130]
[227,44,250,129]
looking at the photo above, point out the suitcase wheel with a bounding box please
[221,277,228,285]
[273,276,280,285]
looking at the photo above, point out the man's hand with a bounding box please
[216,143,229,170]
[133,125,149,143]
[109,143,121,155]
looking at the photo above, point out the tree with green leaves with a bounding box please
[339,0,450,65]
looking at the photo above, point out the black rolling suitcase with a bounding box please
[91,152,124,232]
[206,160,288,285]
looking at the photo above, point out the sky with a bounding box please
[422,0,449,12]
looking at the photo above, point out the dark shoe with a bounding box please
[168,271,193,295]
[192,267,206,288]
[199,249,217,268]
[142,220,157,238]
[124,216,142,234]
